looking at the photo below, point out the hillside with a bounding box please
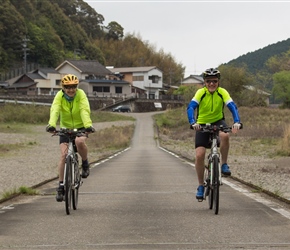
[226,38,290,74]
[0,0,185,84]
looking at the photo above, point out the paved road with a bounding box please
[1,112,290,249]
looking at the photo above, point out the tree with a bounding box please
[106,21,124,40]
[83,43,105,64]
[173,85,199,103]
[272,71,290,108]
[54,0,105,39]
[266,50,290,74]
[27,22,64,67]
[0,0,26,68]
[218,65,250,105]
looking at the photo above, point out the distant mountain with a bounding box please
[226,38,290,74]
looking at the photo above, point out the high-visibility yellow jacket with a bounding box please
[48,89,92,129]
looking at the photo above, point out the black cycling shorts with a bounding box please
[59,127,85,144]
[195,120,227,149]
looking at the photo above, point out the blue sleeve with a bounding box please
[187,100,198,124]
[227,101,240,123]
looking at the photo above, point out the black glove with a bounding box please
[46,125,56,133]
[85,126,95,133]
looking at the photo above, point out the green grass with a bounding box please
[0,104,135,125]
[91,110,135,122]
[1,186,39,200]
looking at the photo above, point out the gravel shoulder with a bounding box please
[0,121,134,198]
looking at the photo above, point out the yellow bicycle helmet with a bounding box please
[61,74,79,86]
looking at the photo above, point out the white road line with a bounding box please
[92,147,131,167]
[223,179,290,220]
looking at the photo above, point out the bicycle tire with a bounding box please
[212,155,220,215]
[65,157,72,215]
[72,160,80,210]
[208,162,214,210]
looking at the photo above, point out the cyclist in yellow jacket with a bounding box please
[187,68,242,200]
[46,74,95,202]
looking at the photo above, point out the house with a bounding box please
[55,59,113,80]
[5,69,59,95]
[243,85,271,106]
[181,75,204,87]
[56,60,131,97]
[109,66,163,99]
[5,60,131,97]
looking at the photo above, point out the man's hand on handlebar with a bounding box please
[232,122,243,134]
[190,123,201,131]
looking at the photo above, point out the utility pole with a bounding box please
[22,36,30,74]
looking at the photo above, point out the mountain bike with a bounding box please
[53,128,86,215]
[200,124,236,215]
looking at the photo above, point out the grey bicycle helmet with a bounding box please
[203,68,221,79]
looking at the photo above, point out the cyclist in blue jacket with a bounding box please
[187,68,242,200]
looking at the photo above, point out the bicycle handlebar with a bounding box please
[200,124,233,134]
[52,128,87,139]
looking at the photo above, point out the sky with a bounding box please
[85,1,290,76]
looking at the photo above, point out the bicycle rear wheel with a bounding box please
[64,157,72,215]
[72,160,80,210]
[212,155,220,215]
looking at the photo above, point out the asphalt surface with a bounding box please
[1,112,290,249]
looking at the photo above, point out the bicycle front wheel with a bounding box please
[64,157,72,215]
[212,155,220,215]
[72,160,80,210]
[207,161,213,209]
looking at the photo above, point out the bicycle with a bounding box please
[199,124,238,215]
[53,128,87,215]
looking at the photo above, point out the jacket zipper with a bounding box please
[70,102,74,128]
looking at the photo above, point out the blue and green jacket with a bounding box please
[187,86,240,125]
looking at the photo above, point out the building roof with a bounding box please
[26,72,44,80]
[244,85,271,96]
[183,75,203,82]
[109,66,159,73]
[0,82,9,88]
[32,68,59,75]
[56,60,113,75]
[7,82,36,89]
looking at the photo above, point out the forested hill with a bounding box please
[226,38,290,74]
[0,0,185,84]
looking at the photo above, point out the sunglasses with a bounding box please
[206,80,218,84]
[64,85,77,90]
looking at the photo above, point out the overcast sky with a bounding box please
[85,1,290,76]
